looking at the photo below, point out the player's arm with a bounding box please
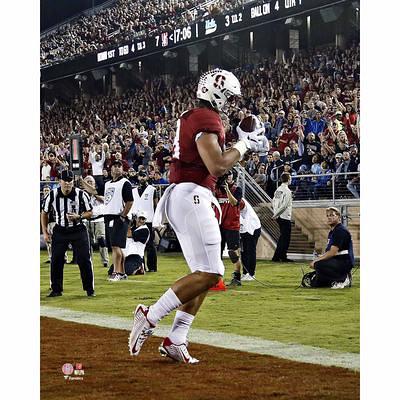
[196,133,241,177]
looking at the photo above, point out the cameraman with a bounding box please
[215,170,245,286]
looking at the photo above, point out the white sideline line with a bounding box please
[41,306,359,371]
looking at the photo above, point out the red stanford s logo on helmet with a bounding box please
[213,74,226,89]
[196,68,241,112]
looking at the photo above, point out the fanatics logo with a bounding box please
[62,363,74,376]
[62,362,85,381]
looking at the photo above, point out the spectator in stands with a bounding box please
[253,164,267,189]
[257,133,269,164]
[314,161,332,199]
[304,110,326,136]
[335,151,358,197]
[152,140,171,172]
[349,144,360,165]
[140,138,153,167]
[102,168,111,184]
[246,153,260,177]
[273,110,287,139]
[153,170,168,185]
[89,144,107,195]
[335,131,350,153]
[302,133,321,168]
[41,160,51,181]
[281,146,293,165]
[346,163,360,199]
[277,125,297,154]
[127,167,139,185]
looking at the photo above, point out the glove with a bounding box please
[236,125,264,152]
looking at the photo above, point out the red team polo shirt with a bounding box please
[215,185,245,230]
[169,107,225,192]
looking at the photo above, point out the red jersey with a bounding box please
[215,185,245,230]
[169,107,225,191]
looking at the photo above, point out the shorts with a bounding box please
[165,183,224,276]
[104,215,129,249]
[221,228,240,251]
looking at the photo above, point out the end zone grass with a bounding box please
[40,251,359,353]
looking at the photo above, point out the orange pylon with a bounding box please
[209,278,226,291]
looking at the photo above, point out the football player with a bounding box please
[128,69,263,363]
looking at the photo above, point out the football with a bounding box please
[238,115,257,132]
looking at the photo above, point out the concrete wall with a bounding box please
[293,207,360,257]
[255,207,360,259]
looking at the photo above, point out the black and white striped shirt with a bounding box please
[42,187,92,228]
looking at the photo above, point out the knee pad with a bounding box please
[228,249,239,264]
[97,236,106,248]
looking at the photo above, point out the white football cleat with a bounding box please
[128,304,155,356]
[159,337,199,364]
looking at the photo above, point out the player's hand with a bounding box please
[309,261,315,269]
[237,125,264,152]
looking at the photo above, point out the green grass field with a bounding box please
[40,251,359,354]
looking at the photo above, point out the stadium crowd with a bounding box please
[40,44,360,200]
[40,0,244,66]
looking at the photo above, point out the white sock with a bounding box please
[168,310,195,345]
[147,288,182,325]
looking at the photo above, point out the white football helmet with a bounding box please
[196,68,241,112]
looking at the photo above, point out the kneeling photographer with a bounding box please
[305,207,354,289]
[108,210,150,276]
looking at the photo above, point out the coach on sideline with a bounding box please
[41,170,95,297]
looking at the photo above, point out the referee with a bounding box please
[41,170,95,297]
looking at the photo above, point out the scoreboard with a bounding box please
[41,0,348,82]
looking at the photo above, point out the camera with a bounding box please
[216,174,229,191]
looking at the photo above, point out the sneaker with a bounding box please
[159,337,199,364]
[128,304,156,356]
[331,275,351,290]
[227,278,241,286]
[47,291,62,297]
[108,273,128,281]
[87,290,96,297]
[241,274,255,281]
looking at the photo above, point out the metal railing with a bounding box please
[287,171,359,202]
[234,167,279,242]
